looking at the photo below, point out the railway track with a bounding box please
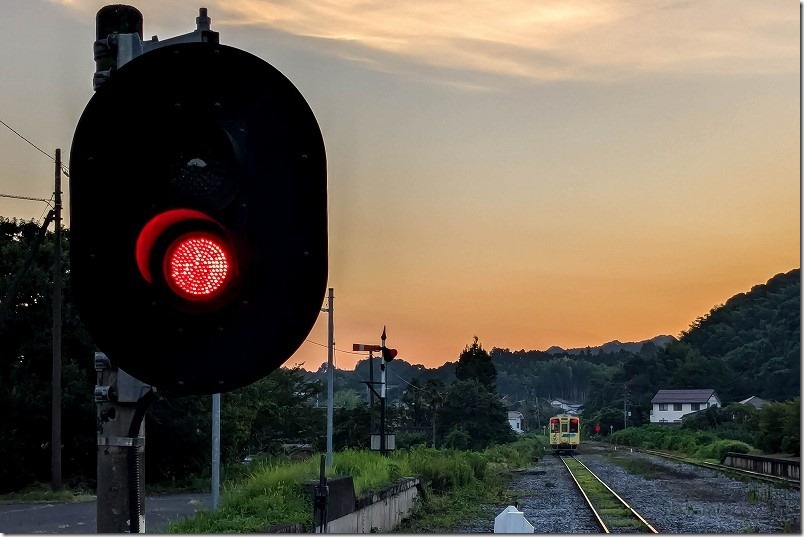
[561,455,658,533]
[636,448,800,490]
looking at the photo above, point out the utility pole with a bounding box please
[51,148,63,492]
[432,403,437,447]
[624,387,629,430]
[322,288,334,468]
[534,392,540,431]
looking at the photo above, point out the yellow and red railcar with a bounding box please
[549,414,581,454]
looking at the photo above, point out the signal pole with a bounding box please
[353,342,389,453]
[380,327,387,456]
[369,351,375,431]
[95,354,153,533]
[211,393,221,508]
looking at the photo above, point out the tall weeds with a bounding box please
[168,436,542,533]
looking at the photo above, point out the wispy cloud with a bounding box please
[51,0,798,84]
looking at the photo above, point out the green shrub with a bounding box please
[610,424,756,460]
[395,431,430,450]
[443,426,472,450]
[694,439,752,461]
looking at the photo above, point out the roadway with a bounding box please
[0,493,211,533]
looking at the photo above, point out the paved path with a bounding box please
[0,493,211,533]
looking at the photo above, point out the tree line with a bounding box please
[0,218,517,492]
[0,216,798,492]
[308,268,800,449]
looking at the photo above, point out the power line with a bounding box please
[388,367,423,390]
[0,118,70,176]
[0,192,56,228]
[0,193,52,204]
[304,339,366,356]
[38,194,56,224]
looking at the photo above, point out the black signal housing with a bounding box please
[70,42,328,395]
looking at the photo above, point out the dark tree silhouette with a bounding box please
[454,336,497,391]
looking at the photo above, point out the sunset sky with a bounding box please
[0,1,799,371]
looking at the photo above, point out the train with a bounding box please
[549,414,581,454]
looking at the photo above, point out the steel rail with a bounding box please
[561,455,659,534]
[560,455,610,533]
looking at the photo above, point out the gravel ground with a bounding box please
[454,444,801,533]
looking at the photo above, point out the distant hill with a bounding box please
[545,335,676,356]
[301,268,799,408]
[674,267,800,401]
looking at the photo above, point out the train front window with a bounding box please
[550,420,559,433]
[561,423,568,433]
[570,419,579,433]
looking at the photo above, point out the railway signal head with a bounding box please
[70,41,328,395]
[382,347,398,362]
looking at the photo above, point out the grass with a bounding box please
[395,474,515,533]
[603,455,663,479]
[563,457,652,532]
[168,436,544,533]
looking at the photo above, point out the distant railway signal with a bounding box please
[353,344,383,352]
[70,14,327,396]
[381,347,398,362]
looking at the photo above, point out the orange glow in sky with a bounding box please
[0,1,799,371]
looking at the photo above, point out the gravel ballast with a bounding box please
[454,445,800,533]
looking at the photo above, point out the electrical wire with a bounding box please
[304,339,366,356]
[0,193,52,204]
[0,193,55,230]
[388,367,424,390]
[0,118,70,176]
[38,194,55,225]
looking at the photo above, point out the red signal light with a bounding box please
[163,231,233,301]
[135,209,238,304]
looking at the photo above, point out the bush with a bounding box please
[443,426,472,450]
[713,423,755,445]
[395,431,430,450]
[694,439,752,461]
[755,398,800,455]
[611,424,755,459]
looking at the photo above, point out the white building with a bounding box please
[650,389,721,424]
[508,411,524,434]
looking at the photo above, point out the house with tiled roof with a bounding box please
[549,398,583,415]
[650,389,721,424]
[738,395,769,410]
